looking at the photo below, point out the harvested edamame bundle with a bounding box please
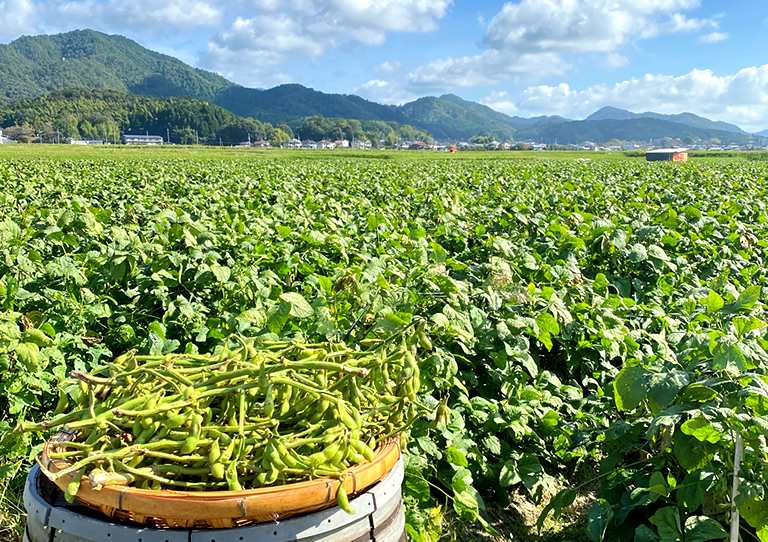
[23,327,432,514]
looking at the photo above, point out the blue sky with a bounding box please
[3,0,768,131]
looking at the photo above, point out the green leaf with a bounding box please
[705,290,724,314]
[649,506,682,542]
[610,229,627,251]
[741,498,768,530]
[211,265,231,283]
[674,432,714,472]
[648,371,689,410]
[586,500,613,542]
[444,446,469,467]
[725,285,761,314]
[733,316,764,336]
[680,416,722,444]
[712,343,752,372]
[22,328,54,347]
[267,302,291,334]
[279,292,314,318]
[15,342,40,370]
[677,470,713,511]
[629,244,648,262]
[684,516,727,542]
[535,312,560,336]
[404,470,431,502]
[614,366,651,411]
[648,244,669,261]
[536,488,576,532]
[148,321,167,341]
[635,525,660,542]
[499,454,544,491]
[499,460,521,487]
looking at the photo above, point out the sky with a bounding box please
[2,0,768,132]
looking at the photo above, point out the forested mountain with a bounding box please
[1,30,764,144]
[215,85,406,125]
[586,106,746,134]
[514,117,756,145]
[398,96,518,141]
[0,88,244,144]
[0,89,429,145]
[0,30,234,103]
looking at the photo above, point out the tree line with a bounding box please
[0,89,429,146]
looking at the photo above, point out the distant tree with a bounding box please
[3,125,36,143]
[385,130,398,148]
[709,137,721,145]
[269,128,290,147]
[470,135,492,144]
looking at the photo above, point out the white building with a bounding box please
[122,134,163,145]
[282,138,302,148]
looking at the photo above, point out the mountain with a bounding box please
[0,30,235,103]
[515,117,756,145]
[587,106,746,134]
[397,96,518,140]
[586,106,640,122]
[0,88,243,143]
[755,129,768,137]
[0,30,761,145]
[214,84,406,125]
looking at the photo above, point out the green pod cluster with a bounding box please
[28,331,433,506]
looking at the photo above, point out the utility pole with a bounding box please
[196,130,199,146]
[167,128,170,145]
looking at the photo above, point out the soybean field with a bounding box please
[2,154,768,541]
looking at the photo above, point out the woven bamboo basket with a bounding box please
[40,431,401,529]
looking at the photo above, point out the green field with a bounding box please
[1,149,768,541]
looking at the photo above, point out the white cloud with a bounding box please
[480,90,518,114]
[406,50,569,92]
[699,31,728,43]
[40,0,222,35]
[482,0,709,53]
[375,61,404,76]
[603,53,629,70]
[402,0,716,94]
[352,79,417,105]
[47,0,222,33]
[205,0,452,86]
[0,0,37,40]
[509,66,768,132]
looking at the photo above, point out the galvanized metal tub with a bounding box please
[23,458,405,542]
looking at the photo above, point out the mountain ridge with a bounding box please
[1,29,765,144]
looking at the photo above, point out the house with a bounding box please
[251,140,269,148]
[122,134,163,145]
[646,148,689,162]
[317,140,335,149]
[351,140,371,149]
[301,140,317,149]
[282,139,302,148]
[408,141,429,150]
[334,139,349,148]
[0,128,13,144]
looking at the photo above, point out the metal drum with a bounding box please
[23,459,405,542]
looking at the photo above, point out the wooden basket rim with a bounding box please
[40,431,400,525]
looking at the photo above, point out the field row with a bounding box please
[1,157,768,540]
